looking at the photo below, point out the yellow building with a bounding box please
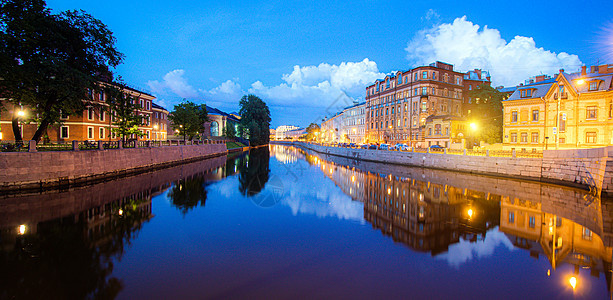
[424,115,468,148]
[503,64,613,151]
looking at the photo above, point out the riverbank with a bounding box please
[273,141,613,196]
[0,143,233,193]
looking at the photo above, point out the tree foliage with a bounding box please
[0,0,123,142]
[467,84,507,145]
[305,123,320,141]
[237,94,271,146]
[168,100,209,141]
[223,120,236,138]
[105,80,144,142]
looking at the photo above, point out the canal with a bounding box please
[1,145,611,299]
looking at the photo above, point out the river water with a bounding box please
[1,145,611,299]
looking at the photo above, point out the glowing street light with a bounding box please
[470,123,477,131]
[467,208,474,218]
[17,110,25,117]
[576,79,585,85]
[569,276,577,290]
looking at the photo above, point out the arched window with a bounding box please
[211,121,219,136]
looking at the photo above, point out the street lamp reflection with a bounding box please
[18,224,26,235]
[569,276,577,290]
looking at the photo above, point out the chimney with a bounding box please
[591,66,598,73]
[581,65,587,76]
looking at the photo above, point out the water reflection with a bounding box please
[238,147,270,197]
[271,145,613,294]
[0,156,228,299]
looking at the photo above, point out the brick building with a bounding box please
[365,61,468,147]
[0,84,167,142]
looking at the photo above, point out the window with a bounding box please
[520,89,532,98]
[421,101,427,112]
[587,106,597,119]
[146,130,150,139]
[140,100,144,108]
[532,110,539,121]
[558,113,566,132]
[468,85,472,90]
[445,127,449,136]
[529,216,535,228]
[397,76,402,85]
[559,137,565,144]
[386,108,389,115]
[434,124,441,135]
[428,128,432,136]
[520,132,528,143]
[99,127,105,139]
[210,121,219,136]
[100,110,105,122]
[510,133,517,143]
[60,110,69,120]
[582,227,593,240]
[146,101,150,110]
[531,132,539,143]
[88,127,94,139]
[422,71,427,79]
[60,126,69,139]
[508,212,515,224]
[586,131,597,143]
[589,81,598,91]
[87,107,94,120]
[511,111,518,123]
[99,92,105,101]
[391,107,394,114]
[422,87,427,95]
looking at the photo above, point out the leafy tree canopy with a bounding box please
[305,123,320,141]
[467,84,507,145]
[238,94,271,146]
[104,79,144,142]
[168,100,209,141]
[0,0,123,142]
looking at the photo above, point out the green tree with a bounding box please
[0,0,124,142]
[468,84,507,145]
[237,94,271,146]
[305,123,320,141]
[168,101,209,141]
[105,81,144,142]
[223,120,236,138]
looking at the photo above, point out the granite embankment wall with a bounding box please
[274,141,613,196]
[0,143,228,192]
[0,155,228,230]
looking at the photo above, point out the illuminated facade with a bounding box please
[0,85,164,142]
[341,102,366,143]
[503,64,613,151]
[365,62,467,146]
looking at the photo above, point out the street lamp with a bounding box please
[153,124,158,142]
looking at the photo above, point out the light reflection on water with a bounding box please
[0,145,611,299]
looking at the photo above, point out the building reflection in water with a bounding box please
[272,145,613,294]
[0,155,230,299]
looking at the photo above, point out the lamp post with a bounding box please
[153,124,159,143]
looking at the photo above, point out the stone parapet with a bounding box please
[0,143,228,192]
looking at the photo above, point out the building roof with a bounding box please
[343,101,366,110]
[425,114,466,121]
[505,78,556,101]
[206,105,240,122]
[151,102,168,112]
[564,72,613,93]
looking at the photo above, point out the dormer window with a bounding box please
[520,89,533,98]
[397,75,402,85]
[589,81,598,91]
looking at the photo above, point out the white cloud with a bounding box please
[437,228,515,268]
[421,9,440,22]
[208,79,242,96]
[406,16,583,86]
[248,58,385,109]
[147,69,199,99]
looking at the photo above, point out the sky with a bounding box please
[46,0,613,128]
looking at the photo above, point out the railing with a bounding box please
[0,141,28,152]
[0,139,231,153]
[302,142,543,158]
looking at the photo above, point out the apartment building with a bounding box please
[502,64,613,151]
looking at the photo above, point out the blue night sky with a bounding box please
[47,0,613,128]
